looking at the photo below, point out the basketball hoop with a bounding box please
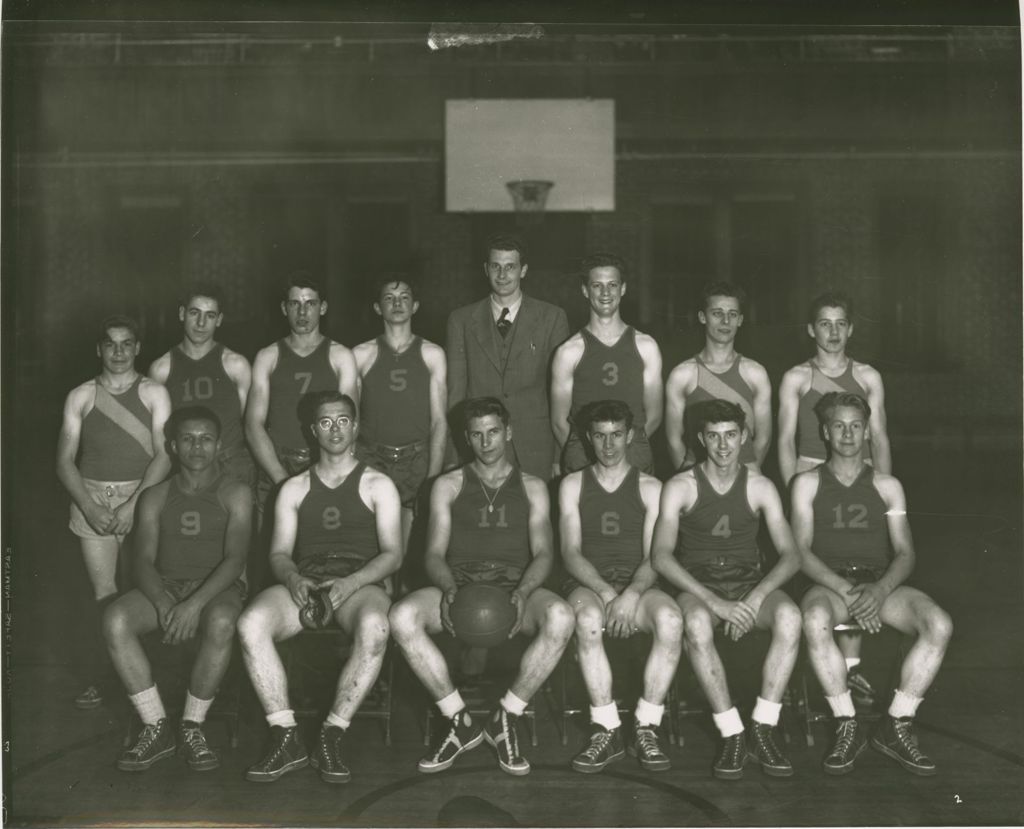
[506,180,554,223]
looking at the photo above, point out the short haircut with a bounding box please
[580,252,628,284]
[697,399,747,433]
[701,281,747,313]
[374,273,417,304]
[463,396,510,430]
[310,390,357,421]
[484,233,527,265]
[97,315,140,345]
[814,391,871,425]
[807,290,854,325]
[282,271,325,302]
[577,399,634,434]
[180,282,225,312]
[170,405,222,439]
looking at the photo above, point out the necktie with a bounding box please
[497,307,512,339]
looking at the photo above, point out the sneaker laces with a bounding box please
[130,723,161,756]
[428,716,463,760]
[892,719,927,762]
[259,729,293,767]
[182,725,211,756]
[579,729,613,761]
[831,719,858,756]
[498,711,520,758]
[635,727,661,758]
[753,724,783,760]
[721,733,744,763]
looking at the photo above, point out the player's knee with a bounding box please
[202,606,240,646]
[653,604,684,644]
[355,610,390,652]
[682,609,713,647]
[544,599,575,643]
[387,599,420,642]
[774,601,802,641]
[101,602,130,644]
[922,606,953,646]
[236,605,267,651]
[801,604,834,641]
[575,604,604,640]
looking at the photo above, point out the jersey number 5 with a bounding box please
[389,369,408,392]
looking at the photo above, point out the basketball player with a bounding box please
[559,399,681,773]
[446,234,570,479]
[103,406,251,772]
[238,391,403,783]
[777,290,892,706]
[57,316,172,709]
[149,283,254,486]
[651,400,802,780]
[664,283,772,472]
[353,275,447,550]
[791,391,951,776]
[550,253,663,474]
[389,397,574,776]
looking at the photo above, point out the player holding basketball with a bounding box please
[353,275,447,551]
[103,406,251,772]
[652,400,802,779]
[57,315,172,710]
[149,283,253,487]
[550,253,663,474]
[238,391,403,783]
[559,399,681,773]
[777,290,892,706]
[791,391,952,776]
[389,397,574,777]
[664,282,771,472]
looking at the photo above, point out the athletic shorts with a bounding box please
[790,563,883,600]
[354,438,429,509]
[684,561,763,603]
[256,447,312,516]
[69,478,141,540]
[562,428,653,475]
[563,564,636,597]
[160,576,247,604]
[297,552,389,594]
[451,561,524,591]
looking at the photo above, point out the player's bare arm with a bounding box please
[740,358,773,468]
[422,340,449,478]
[776,365,810,485]
[507,473,556,636]
[744,474,801,611]
[549,334,584,451]
[56,383,113,532]
[858,363,892,474]
[636,333,664,436]
[222,348,252,412]
[664,360,697,470]
[558,471,617,603]
[329,342,360,408]
[424,470,461,632]
[245,345,288,483]
[147,352,172,385]
[268,472,316,606]
[132,481,175,627]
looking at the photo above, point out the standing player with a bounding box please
[57,316,172,709]
[559,399,681,774]
[777,290,892,706]
[664,283,772,472]
[446,234,569,479]
[149,284,253,486]
[652,400,802,780]
[353,275,447,550]
[238,391,403,783]
[103,407,251,772]
[389,397,574,776]
[550,253,663,475]
[791,392,952,776]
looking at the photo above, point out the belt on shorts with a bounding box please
[361,439,426,461]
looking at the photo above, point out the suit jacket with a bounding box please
[446,294,570,479]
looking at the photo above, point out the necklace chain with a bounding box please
[478,473,507,513]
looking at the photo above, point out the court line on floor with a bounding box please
[917,720,1024,767]
[10,727,121,780]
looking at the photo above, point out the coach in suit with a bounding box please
[446,233,570,480]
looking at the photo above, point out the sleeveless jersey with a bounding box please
[165,344,244,455]
[675,465,759,568]
[79,376,154,481]
[570,327,646,427]
[797,360,872,460]
[157,475,230,580]
[447,466,531,570]
[580,465,645,574]
[359,337,431,446]
[294,463,379,564]
[267,338,338,452]
[686,355,756,465]
[811,465,890,571]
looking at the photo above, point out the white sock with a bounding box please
[267,709,297,729]
[712,707,744,738]
[437,690,466,720]
[845,657,861,670]
[500,690,528,717]
[751,696,782,727]
[183,691,213,724]
[888,689,923,719]
[590,702,621,731]
[129,685,166,726]
[326,711,350,730]
[634,698,664,728]
[826,691,856,719]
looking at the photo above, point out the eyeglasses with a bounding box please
[316,416,352,431]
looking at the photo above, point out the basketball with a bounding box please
[449,583,516,648]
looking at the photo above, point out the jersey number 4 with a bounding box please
[831,504,869,529]
[711,514,732,538]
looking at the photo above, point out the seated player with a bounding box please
[652,400,802,780]
[237,391,403,783]
[559,399,681,773]
[389,397,574,777]
[791,391,952,776]
[103,406,251,772]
